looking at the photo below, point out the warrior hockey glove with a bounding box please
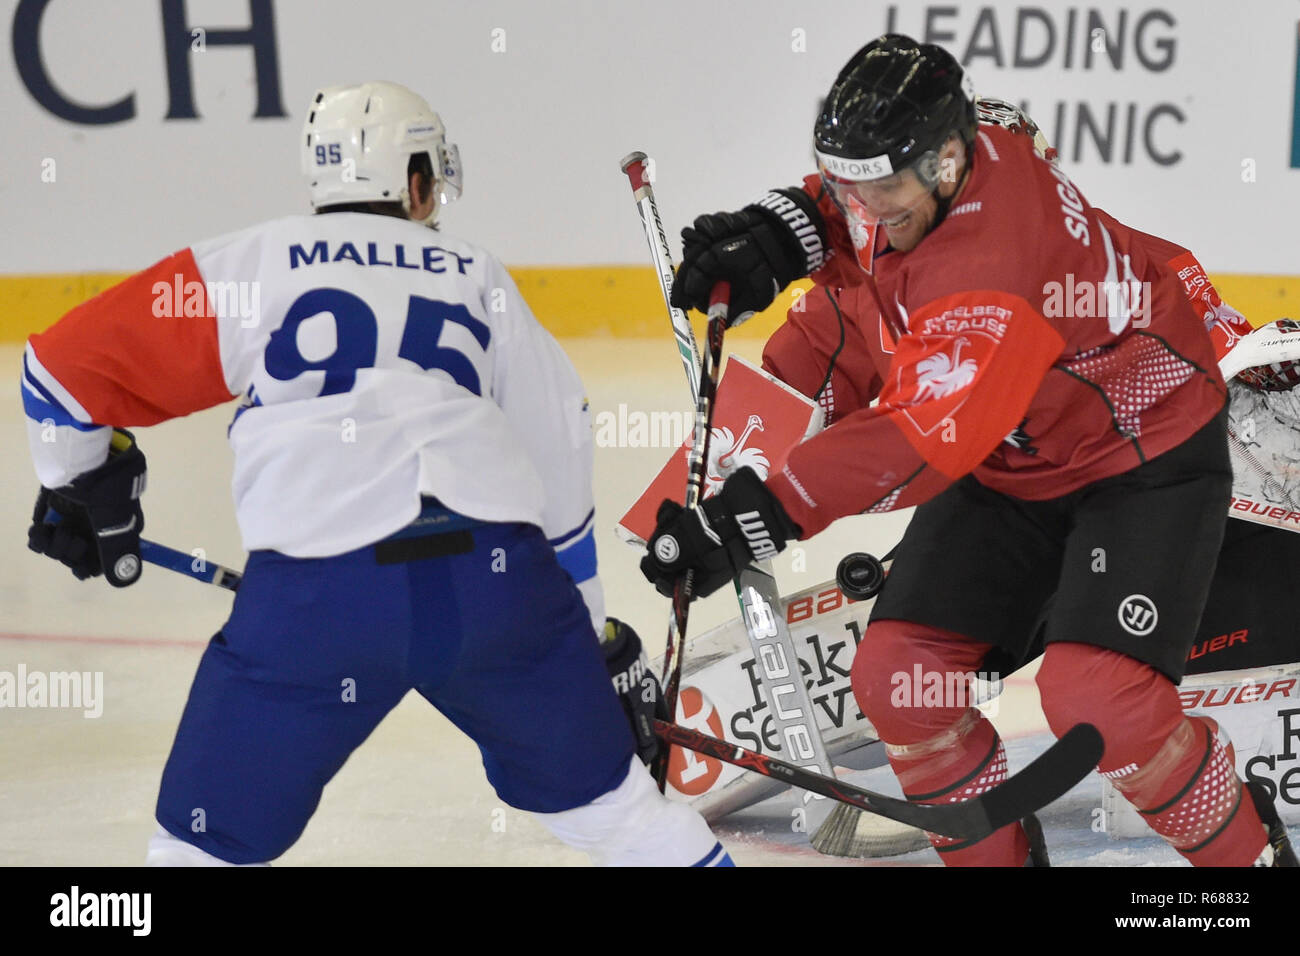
[28,429,146,587]
[641,467,800,600]
[671,188,827,323]
[603,618,668,765]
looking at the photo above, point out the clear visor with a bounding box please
[437,142,463,204]
[819,161,936,228]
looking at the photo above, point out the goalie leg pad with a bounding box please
[1037,642,1265,866]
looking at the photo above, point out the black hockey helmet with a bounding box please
[814,35,975,190]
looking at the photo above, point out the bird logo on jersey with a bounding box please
[705,415,770,494]
[914,337,977,401]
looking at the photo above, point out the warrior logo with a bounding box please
[1118,594,1159,637]
[915,337,977,401]
[736,511,779,561]
[705,414,769,495]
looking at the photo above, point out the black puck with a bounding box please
[836,551,885,601]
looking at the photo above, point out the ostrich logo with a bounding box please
[914,337,977,402]
[705,414,769,495]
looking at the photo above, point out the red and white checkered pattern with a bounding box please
[1142,737,1240,850]
[925,741,1009,848]
[1064,335,1198,439]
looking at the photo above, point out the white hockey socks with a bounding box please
[145,827,269,867]
[532,757,732,866]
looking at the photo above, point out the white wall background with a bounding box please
[2,0,1298,274]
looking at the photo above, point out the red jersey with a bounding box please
[765,124,1227,538]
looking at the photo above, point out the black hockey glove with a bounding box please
[641,467,800,601]
[28,429,146,587]
[603,618,668,765]
[671,188,827,323]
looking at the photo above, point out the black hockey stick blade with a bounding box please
[655,719,1103,841]
[972,722,1103,833]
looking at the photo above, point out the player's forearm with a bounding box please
[21,344,113,487]
[766,410,953,537]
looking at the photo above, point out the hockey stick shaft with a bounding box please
[619,150,833,796]
[656,284,729,789]
[140,539,242,591]
[620,150,715,788]
[620,152,702,400]
[43,508,243,591]
[655,718,1103,841]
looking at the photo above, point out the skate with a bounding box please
[1246,780,1299,867]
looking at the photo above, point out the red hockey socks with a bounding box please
[852,619,1029,866]
[1037,642,1265,866]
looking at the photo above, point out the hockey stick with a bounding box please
[655,718,1103,841]
[140,539,242,591]
[620,152,701,400]
[655,282,729,790]
[42,509,243,592]
[621,152,837,805]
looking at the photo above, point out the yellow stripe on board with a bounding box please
[1,269,1296,344]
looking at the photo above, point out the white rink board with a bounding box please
[2,0,1299,274]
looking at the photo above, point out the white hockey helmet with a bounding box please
[301,81,463,224]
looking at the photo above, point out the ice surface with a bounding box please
[3,341,1294,865]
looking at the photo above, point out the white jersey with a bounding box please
[22,212,603,628]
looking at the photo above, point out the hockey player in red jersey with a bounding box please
[641,35,1296,866]
[762,99,1300,684]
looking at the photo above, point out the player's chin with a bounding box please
[886,201,941,250]
[883,217,924,251]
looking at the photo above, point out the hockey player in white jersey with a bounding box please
[22,81,731,867]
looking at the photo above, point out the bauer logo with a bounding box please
[668,687,725,795]
[1118,594,1158,636]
